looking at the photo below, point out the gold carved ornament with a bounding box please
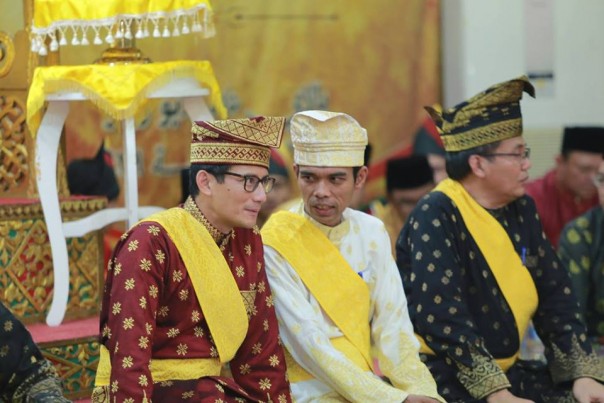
[0,31,15,78]
[0,95,28,192]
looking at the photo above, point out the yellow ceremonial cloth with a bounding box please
[26,60,227,139]
[96,207,248,386]
[262,211,373,380]
[33,0,213,31]
[417,179,538,372]
[95,345,221,385]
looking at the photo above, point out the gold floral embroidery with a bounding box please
[140,258,152,272]
[259,378,271,391]
[155,249,166,263]
[138,336,149,349]
[240,363,251,375]
[149,285,159,298]
[191,310,201,323]
[179,289,189,301]
[147,225,160,236]
[549,333,604,383]
[122,356,133,369]
[124,278,135,290]
[176,343,188,356]
[453,343,509,399]
[184,197,233,249]
[123,317,134,330]
[127,240,139,251]
[252,342,262,355]
[269,354,280,367]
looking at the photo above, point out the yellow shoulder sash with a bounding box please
[262,211,373,373]
[144,208,248,363]
[420,179,538,371]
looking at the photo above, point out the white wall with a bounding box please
[441,0,604,176]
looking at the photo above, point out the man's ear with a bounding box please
[293,164,299,177]
[354,166,369,189]
[196,170,213,196]
[468,155,487,178]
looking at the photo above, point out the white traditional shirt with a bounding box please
[263,201,442,402]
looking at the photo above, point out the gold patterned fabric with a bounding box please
[0,302,69,402]
[263,202,443,402]
[425,76,535,152]
[290,110,368,167]
[31,0,215,55]
[396,187,604,401]
[26,60,227,140]
[95,200,291,402]
[191,117,285,168]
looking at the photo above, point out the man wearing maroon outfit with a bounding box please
[525,126,604,247]
[93,117,292,403]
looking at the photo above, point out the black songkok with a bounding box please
[561,126,604,154]
[386,155,433,193]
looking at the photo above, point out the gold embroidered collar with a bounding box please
[294,200,350,247]
[184,196,232,249]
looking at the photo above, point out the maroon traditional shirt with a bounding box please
[525,169,598,248]
[98,199,291,402]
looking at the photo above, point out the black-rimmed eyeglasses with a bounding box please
[480,147,531,162]
[223,172,276,193]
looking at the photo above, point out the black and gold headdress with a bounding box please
[426,76,535,152]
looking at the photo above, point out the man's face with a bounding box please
[557,151,603,200]
[388,182,435,223]
[205,165,269,231]
[295,165,367,227]
[427,153,447,183]
[259,173,292,222]
[479,137,532,205]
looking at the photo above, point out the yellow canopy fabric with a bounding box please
[26,60,227,139]
[31,0,214,55]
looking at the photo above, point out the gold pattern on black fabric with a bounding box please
[549,333,604,384]
[454,343,510,399]
[184,197,232,250]
[440,119,522,152]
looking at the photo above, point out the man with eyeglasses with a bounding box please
[262,110,443,403]
[559,160,604,345]
[93,117,292,402]
[396,76,604,402]
[525,126,604,248]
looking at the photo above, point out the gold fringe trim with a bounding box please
[27,61,227,141]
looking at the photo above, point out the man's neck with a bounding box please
[459,177,508,210]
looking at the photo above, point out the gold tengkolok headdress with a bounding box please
[290,110,368,167]
[190,117,285,168]
[425,76,535,152]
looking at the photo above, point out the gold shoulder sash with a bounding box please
[419,179,538,371]
[262,211,373,377]
[145,208,249,362]
[95,208,247,387]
